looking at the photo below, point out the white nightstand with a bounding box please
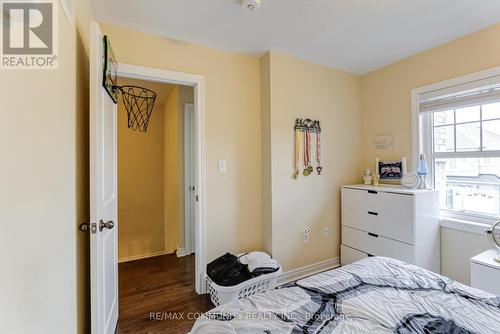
[471,249,500,296]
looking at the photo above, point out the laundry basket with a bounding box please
[206,267,282,306]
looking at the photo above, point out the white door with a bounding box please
[90,22,119,334]
[184,103,196,254]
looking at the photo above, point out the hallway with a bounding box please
[117,254,212,333]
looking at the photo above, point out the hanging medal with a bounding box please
[303,129,313,176]
[307,131,314,175]
[293,128,300,179]
[316,130,323,175]
[303,129,309,176]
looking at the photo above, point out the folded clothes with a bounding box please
[239,251,280,274]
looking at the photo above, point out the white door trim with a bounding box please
[116,63,207,294]
[183,103,195,255]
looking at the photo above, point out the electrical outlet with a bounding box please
[323,227,329,238]
[303,228,310,243]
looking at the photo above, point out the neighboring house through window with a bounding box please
[413,68,500,225]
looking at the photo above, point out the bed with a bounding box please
[191,257,500,333]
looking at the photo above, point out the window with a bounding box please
[416,71,500,223]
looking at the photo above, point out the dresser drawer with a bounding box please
[342,206,414,244]
[342,226,414,263]
[341,244,368,265]
[342,188,413,220]
[471,262,500,296]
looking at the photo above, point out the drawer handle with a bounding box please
[368,190,378,194]
[368,211,378,216]
[368,232,379,238]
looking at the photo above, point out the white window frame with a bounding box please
[412,66,500,229]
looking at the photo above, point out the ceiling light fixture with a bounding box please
[241,0,261,11]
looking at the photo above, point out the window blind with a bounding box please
[419,75,500,113]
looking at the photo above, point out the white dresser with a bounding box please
[471,249,500,296]
[341,184,440,273]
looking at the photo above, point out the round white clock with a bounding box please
[401,173,420,189]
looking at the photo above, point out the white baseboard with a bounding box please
[277,257,340,286]
[176,248,193,257]
[118,250,171,263]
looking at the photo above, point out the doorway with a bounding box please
[115,75,211,332]
[115,64,207,294]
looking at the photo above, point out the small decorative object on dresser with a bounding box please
[341,184,440,273]
[401,173,420,189]
[363,169,372,185]
[417,154,429,190]
[471,249,500,296]
[376,157,407,180]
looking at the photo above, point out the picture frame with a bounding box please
[376,157,407,180]
[102,35,118,103]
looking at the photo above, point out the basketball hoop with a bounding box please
[102,35,157,132]
[113,85,157,132]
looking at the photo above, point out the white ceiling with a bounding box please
[92,0,500,74]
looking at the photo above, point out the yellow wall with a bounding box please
[74,0,93,332]
[75,1,93,332]
[101,23,263,261]
[361,23,500,281]
[262,52,363,271]
[361,24,500,170]
[441,228,490,284]
[118,97,166,261]
[0,0,93,333]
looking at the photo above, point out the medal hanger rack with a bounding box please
[294,118,323,179]
[294,118,321,133]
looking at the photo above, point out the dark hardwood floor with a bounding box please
[117,254,213,334]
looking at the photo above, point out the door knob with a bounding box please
[99,220,115,232]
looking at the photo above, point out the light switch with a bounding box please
[218,160,227,173]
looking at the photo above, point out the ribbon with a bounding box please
[303,130,313,176]
[316,131,323,175]
[294,128,300,179]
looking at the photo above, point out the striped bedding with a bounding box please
[191,257,500,333]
